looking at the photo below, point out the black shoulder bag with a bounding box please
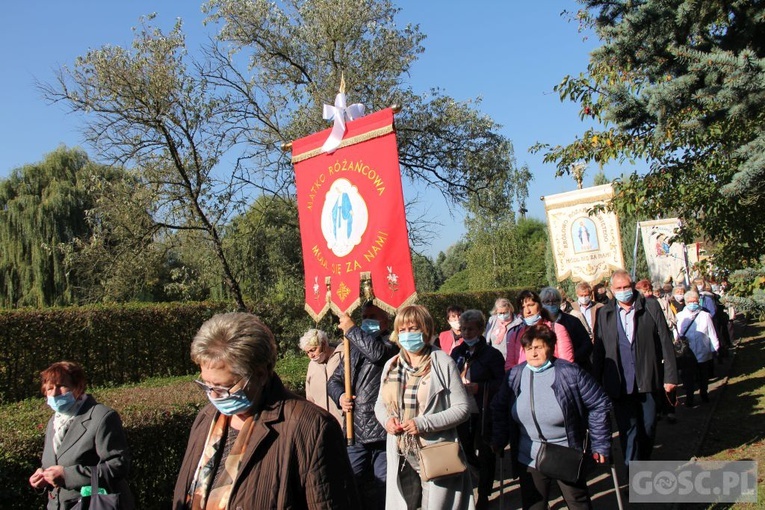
[71,464,120,510]
[529,370,586,484]
[673,316,697,359]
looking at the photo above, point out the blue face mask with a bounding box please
[360,319,381,334]
[524,314,542,326]
[526,359,553,373]
[615,289,634,304]
[497,313,511,321]
[209,389,254,416]
[463,336,480,347]
[47,392,77,414]
[542,304,560,317]
[398,332,426,353]
[686,303,701,312]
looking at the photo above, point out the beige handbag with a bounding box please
[418,440,467,481]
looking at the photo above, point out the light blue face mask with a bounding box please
[209,389,254,416]
[463,336,480,347]
[615,289,634,303]
[398,332,426,353]
[524,314,542,326]
[686,303,701,312]
[542,304,560,317]
[360,319,381,334]
[526,359,553,373]
[47,392,77,414]
[497,313,511,321]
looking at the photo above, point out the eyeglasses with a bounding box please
[193,376,249,399]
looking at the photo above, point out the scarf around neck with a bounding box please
[381,347,433,456]
[187,412,256,510]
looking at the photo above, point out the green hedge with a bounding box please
[0,289,527,404]
[418,287,525,332]
[0,302,232,403]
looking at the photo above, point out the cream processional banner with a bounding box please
[639,218,696,285]
[544,184,624,284]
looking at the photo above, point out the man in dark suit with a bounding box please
[593,269,678,466]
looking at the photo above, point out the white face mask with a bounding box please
[448,320,461,331]
[577,296,591,306]
[674,294,685,302]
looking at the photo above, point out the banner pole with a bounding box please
[327,276,354,446]
[631,221,640,280]
[343,335,354,446]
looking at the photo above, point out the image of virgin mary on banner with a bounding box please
[544,184,624,284]
[292,108,417,320]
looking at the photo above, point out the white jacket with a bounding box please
[674,309,719,363]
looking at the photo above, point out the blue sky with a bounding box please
[0,1,617,257]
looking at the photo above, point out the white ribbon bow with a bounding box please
[321,92,365,153]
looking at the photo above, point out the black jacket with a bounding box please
[592,295,678,399]
[556,311,593,370]
[327,326,397,444]
[451,337,505,415]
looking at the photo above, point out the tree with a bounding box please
[0,147,119,307]
[222,195,304,304]
[411,252,442,293]
[203,0,516,206]
[42,16,248,309]
[534,0,765,270]
[44,1,520,309]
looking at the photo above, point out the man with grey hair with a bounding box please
[539,286,593,371]
[571,281,603,343]
[593,269,678,467]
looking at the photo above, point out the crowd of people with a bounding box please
[29,269,734,510]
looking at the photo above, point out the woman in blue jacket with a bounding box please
[491,324,611,510]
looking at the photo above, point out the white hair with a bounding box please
[299,329,329,351]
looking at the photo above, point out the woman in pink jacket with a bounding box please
[504,290,575,372]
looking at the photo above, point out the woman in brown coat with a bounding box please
[173,312,358,510]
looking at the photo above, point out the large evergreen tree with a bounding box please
[534,0,765,269]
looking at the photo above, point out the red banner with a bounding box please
[292,108,417,320]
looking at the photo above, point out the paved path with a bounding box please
[483,326,741,509]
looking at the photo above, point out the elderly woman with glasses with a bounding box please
[173,312,358,509]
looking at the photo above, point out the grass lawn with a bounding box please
[697,321,765,509]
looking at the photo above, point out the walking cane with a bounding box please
[609,437,624,510]
[498,448,505,510]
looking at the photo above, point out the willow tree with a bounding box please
[534,0,765,270]
[0,147,110,307]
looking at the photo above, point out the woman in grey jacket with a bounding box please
[29,361,133,510]
[375,305,475,510]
